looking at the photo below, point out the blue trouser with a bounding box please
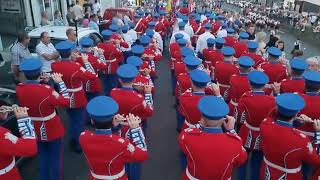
[123,51,132,64]
[38,138,63,180]
[238,150,263,180]
[125,162,141,180]
[67,108,85,151]
[171,70,176,96]
[85,92,99,124]
[197,52,204,60]
[180,151,187,170]
[176,109,185,131]
[103,74,118,96]
[302,163,312,180]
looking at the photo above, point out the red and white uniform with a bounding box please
[80,130,148,180]
[242,52,265,69]
[155,20,166,38]
[258,62,288,94]
[178,7,189,15]
[0,127,37,180]
[179,128,248,180]
[191,23,205,45]
[233,42,248,58]
[228,74,250,118]
[134,18,147,35]
[178,91,205,130]
[260,118,320,179]
[203,48,224,76]
[16,83,69,141]
[97,42,124,75]
[297,93,320,138]
[214,61,240,100]
[224,37,238,47]
[280,77,305,94]
[211,22,221,35]
[51,61,97,108]
[237,92,275,151]
[75,53,106,93]
[175,73,192,97]
[134,73,155,95]
[110,88,153,136]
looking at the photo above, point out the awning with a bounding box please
[299,0,320,6]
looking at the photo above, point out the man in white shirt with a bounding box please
[72,0,84,21]
[92,0,100,15]
[127,22,138,43]
[36,32,60,73]
[170,21,191,46]
[181,16,194,39]
[216,23,228,38]
[147,22,163,51]
[196,23,215,55]
[120,25,133,59]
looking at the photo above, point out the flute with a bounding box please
[0,105,29,113]
[40,73,63,79]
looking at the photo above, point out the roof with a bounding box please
[28,26,99,40]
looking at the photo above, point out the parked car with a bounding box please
[26,26,103,56]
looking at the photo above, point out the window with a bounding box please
[89,33,103,46]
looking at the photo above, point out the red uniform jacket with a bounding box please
[242,52,265,68]
[211,22,221,34]
[169,43,180,56]
[260,118,320,179]
[155,20,166,37]
[224,37,238,47]
[52,61,96,108]
[170,49,183,70]
[297,93,320,138]
[191,23,205,45]
[80,130,148,180]
[203,48,224,70]
[280,78,305,94]
[258,62,288,94]
[179,128,248,180]
[0,127,37,180]
[178,91,205,130]
[174,62,187,77]
[233,42,248,58]
[179,7,189,15]
[228,74,250,118]
[97,42,123,74]
[134,18,147,35]
[175,73,192,97]
[16,83,69,141]
[214,61,240,100]
[110,88,153,136]
[142,47,161,77]
[75,53,106,93]
[133,74,155,95]
[237,92,275,151]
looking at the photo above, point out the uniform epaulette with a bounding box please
[184,128,201,135]
[226,132,242,142]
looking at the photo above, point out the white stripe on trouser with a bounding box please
[90,167,125,180]
[0,158,15,175]
[263,156,301,174]
[186,168,200,180]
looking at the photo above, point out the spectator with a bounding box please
[66,5,75,26]
[88,14,99,31]
[255,31,267,55]
[11,31,31,83]
[123,12,132,25]
[54,10,65,26]
[291,49,303,60]
[66,28,77,45]
[40,11,51,26]
[246,25,256,40]
[82,13,90,28]
[265,30,279,49]
[72,0,84,21]
[36,32,60,73]
[112,13,125,26]
[276,40,286,58]
[306,57,319,71]
[92,0,100,15]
